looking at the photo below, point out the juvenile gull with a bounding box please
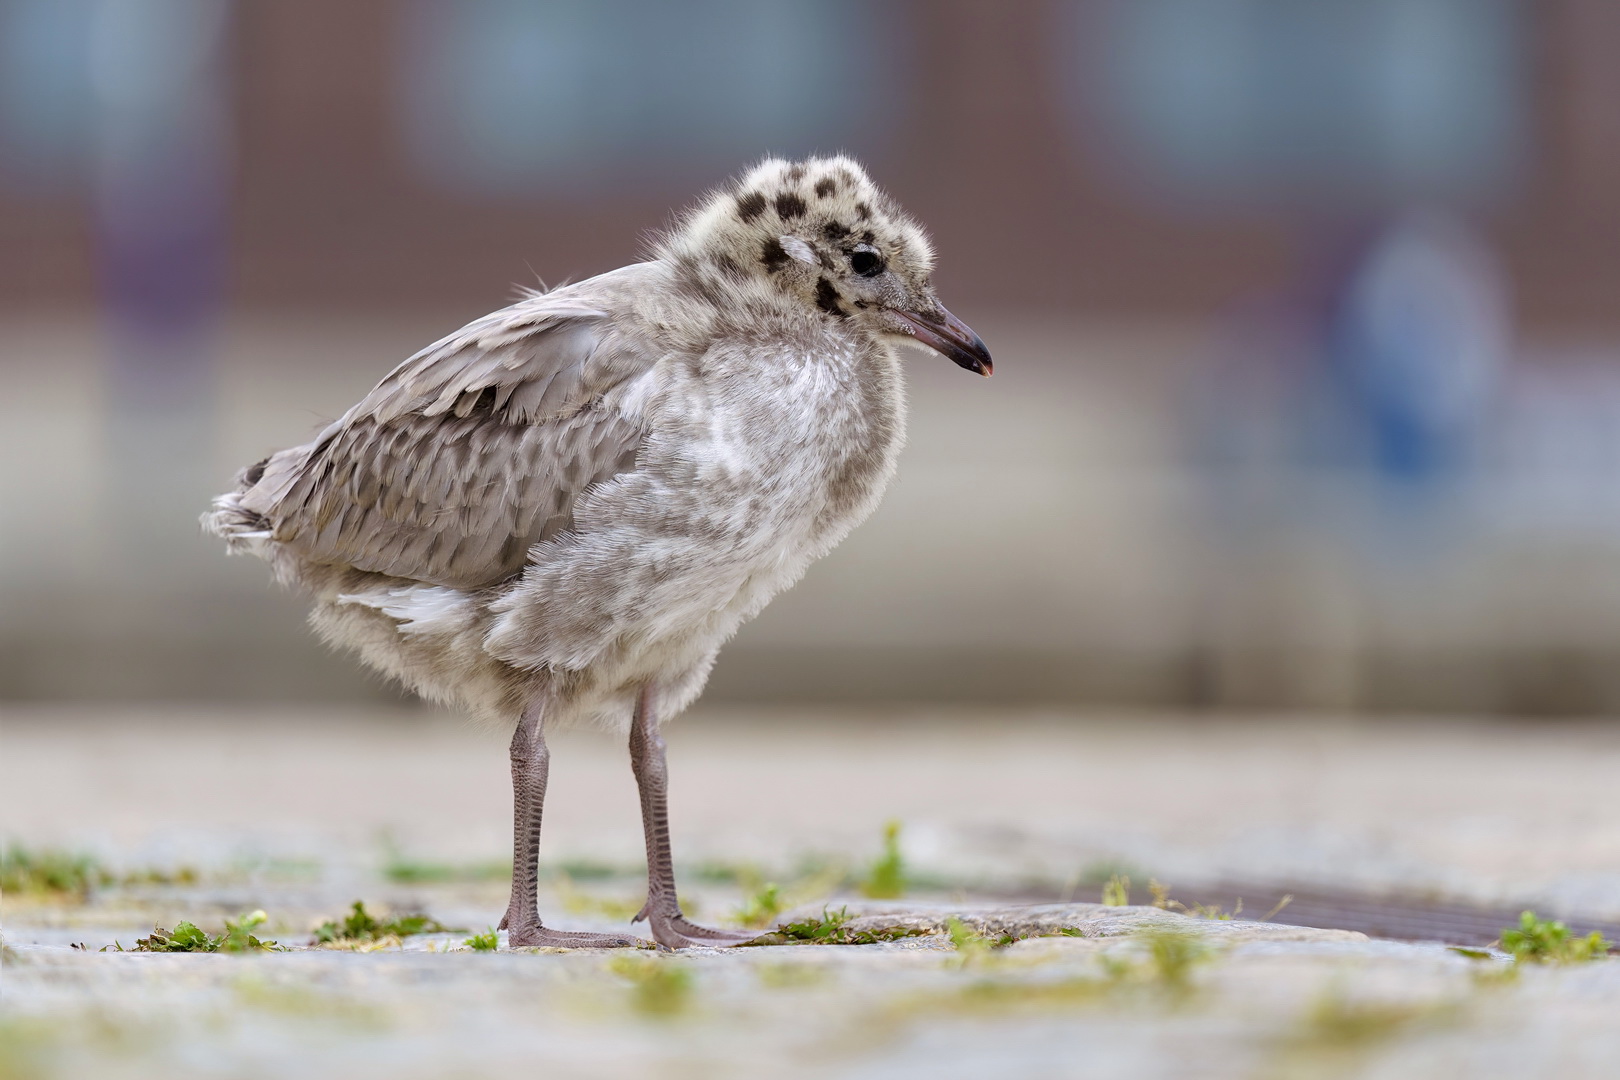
[204,156,992,949]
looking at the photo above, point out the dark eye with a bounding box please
[848,246,885,277]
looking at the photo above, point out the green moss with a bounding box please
[383,856,509,885]
[463,929,499,952]
[755,961,832,989]
[759,905,931,946]
[1500,910,1611,965]
[607,954,694,1017]
[553,874,644,921]
[551,858,631,881]
[1295,994,1452,1050]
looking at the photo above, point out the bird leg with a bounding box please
[500,700,645,949]
[629,683,758,949]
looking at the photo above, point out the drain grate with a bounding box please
[1134,881,1620,947]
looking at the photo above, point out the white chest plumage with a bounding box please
[483,340,906,682]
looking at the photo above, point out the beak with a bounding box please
[894,303,993,376]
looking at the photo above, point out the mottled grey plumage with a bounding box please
[204,156,991,949]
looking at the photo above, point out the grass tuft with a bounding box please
[1,846,111,899]
[859,820,906,899]
[463,928,499,952]
[1100,874,1130,907]
[1140,925,1211,990]
[736,882,784,928]
[313,901,458,945]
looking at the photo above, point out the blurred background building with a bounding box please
[4,0,1620,713]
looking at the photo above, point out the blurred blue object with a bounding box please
[1188,209,1512,551]
[1326,211,1509,486]
[397,0,905,196]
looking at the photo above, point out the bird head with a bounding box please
[660,156,992,376]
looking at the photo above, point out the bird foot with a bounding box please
[505,920,649,950]
[634,905,760,950]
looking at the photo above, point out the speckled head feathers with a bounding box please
[657,156,937,321]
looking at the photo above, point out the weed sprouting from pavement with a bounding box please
[1499,910,1611,964]
[132,911,280,953]
[463,929,499,952]
[1140,925,1211,990]
[1084,925,1214,994]
[313,901,457,945]
[1145,878,1267,921]
[1101,874,1130,907]
[946,917,990,964]
[736,882,784,928]
[2,844,203,902]
[860,820,906,899]
[775,906,853,942]
[608,954,694,1017]
[944,917,1017,966]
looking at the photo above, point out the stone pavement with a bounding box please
[3,706,1619,1078]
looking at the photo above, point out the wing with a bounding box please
[237,286,657,590]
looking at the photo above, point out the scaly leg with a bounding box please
[629,683,757,949]
[500,699,645,949]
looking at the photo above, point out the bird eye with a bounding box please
[848,246,885,277]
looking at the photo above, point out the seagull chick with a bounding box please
[203,156,992,949]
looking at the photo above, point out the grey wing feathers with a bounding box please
[235,294,653,590]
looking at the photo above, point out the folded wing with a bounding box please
[234,290,656,590]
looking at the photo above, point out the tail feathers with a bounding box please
[200,489,273,554]
[202,455,279,551]
[202,445,312,555]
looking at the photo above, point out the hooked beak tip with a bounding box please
[895,304,993,378]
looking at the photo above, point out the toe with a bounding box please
[649,916,761,950]
[506,924,650,949]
